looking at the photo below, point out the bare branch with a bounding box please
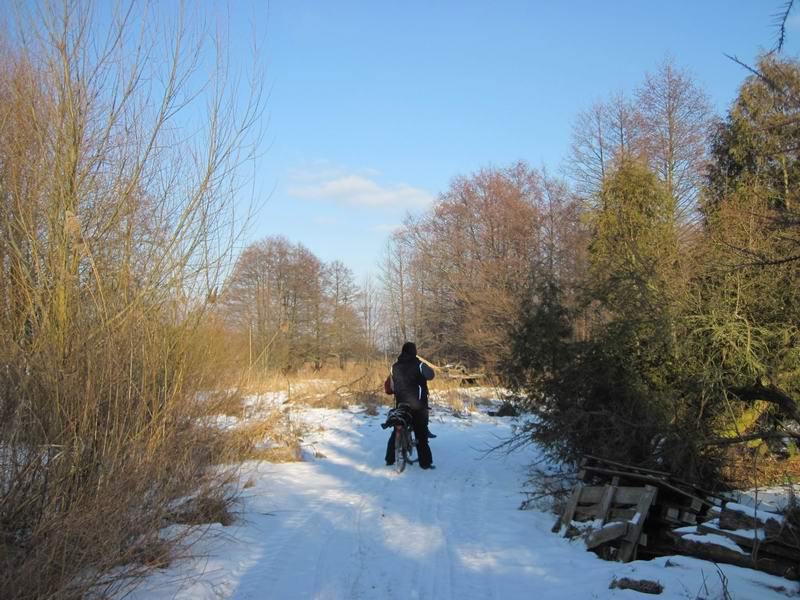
[773,0,797,53]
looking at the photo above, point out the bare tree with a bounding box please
[637,58,711,229]
[327,260,361,368]
[358,274,381,362]
[381,163,586,368]
[380,231,411,346]
[568,92,645,201]
[222,237,374,371]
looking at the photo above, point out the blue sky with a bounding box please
[225,2,799,279]
[7,1,796,279]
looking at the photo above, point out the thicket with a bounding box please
[506,55,800,486]
[381,54,800,488]
[380,162,585,368]
[0,2,262,598]
[220,236,380,373]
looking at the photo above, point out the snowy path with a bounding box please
[129,406,798,600]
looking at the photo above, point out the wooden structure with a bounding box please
[579,455,719,550]
[552,455,800,581]
[553,479,657,561]
[554,455,719,562]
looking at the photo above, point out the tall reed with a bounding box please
[0,2,263,597]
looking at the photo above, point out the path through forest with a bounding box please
[128,397,795,600]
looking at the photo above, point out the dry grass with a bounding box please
[239,363,498,418]
[168,490,237,528]
[253,444,304,463]
[433,389,476,416]
[240,363,394,411]
[209,390,249,418]
[722,447,800,490]
[431,385,500,416]
[219,365,498,473]
[225,406,306,463]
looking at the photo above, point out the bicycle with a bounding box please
[381,406,417,473]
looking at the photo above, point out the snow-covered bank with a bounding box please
[125,402,798,600]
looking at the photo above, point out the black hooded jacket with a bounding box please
[391,347,435,410]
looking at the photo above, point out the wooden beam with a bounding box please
[553,482,584,535]
[584,454,671,477]
[586,521,629,549]
[619,485,657,562]
[582,465,706,508]
[579,486,656,505]
[597,478,619,524]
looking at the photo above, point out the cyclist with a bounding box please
[384,342,435,469]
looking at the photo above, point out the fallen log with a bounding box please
[697,522,800,562]
[719,503,783,530]
[667,531,799,580]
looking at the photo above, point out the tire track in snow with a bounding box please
[430,474,454,600]
[347,467,395,599]
[239,414,507,600]
[445,451,496,600]
[312,474,388,599]
[124,408,800,600]
[234,491,327,599]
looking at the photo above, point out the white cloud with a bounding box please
[312,215,340,226]
[373,223,400,233]
[287,160,345,183]
[288,171,433,208]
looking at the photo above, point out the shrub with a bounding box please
[0,3,262,598]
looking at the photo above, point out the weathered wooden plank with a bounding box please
[583,454,724,502]
[582,465,704,508]
[578,487,605,504]
[660,506,698,525]
[719,504,786,537]
[663,506,680,521]
[586,521,629,549]
[574,505,601,520]
[552,482,584,534]
[575,506,641,523]
[687,497,704,512]
[580,486,653,505]
[619,485,657,562]
[608,507,638,521]
[597,480,619,523]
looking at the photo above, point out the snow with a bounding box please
[729,486,800,514]
[702,518,767,541]
[681,533,748,555]
[123,399,799,600]
[725,501,786,524]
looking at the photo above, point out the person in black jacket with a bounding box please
[384,342,435,469]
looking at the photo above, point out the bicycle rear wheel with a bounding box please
[394,428,406,473]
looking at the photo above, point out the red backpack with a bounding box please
[383,375,393,395]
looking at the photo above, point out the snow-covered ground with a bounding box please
[126,398,798,600]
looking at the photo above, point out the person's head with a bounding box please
[401,341,417,357]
